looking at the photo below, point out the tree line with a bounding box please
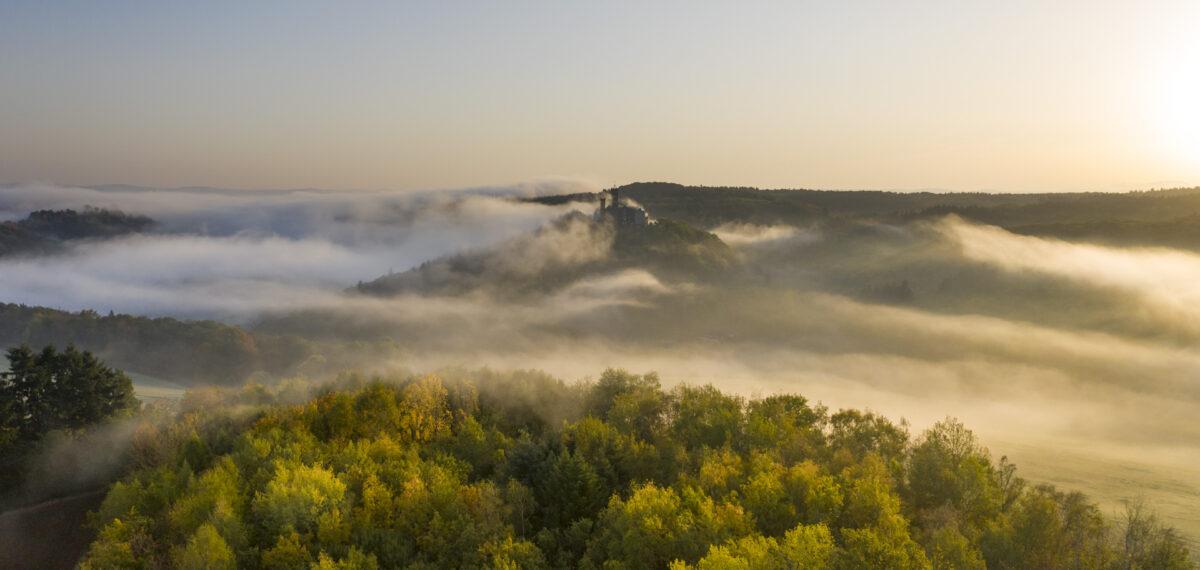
[615,182,1200,230]
[0,304,407,385]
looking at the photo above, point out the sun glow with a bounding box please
[1151,47,1200,168]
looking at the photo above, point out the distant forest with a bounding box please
[0,304,407,386]
[530,182,1200,249]
[0,207,154,256]
[0,304,308,384]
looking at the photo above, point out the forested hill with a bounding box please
[0,207,154,256]
[0,304,410,386]
[0,304,302,384]
[78,369,1193,569]
[535,183,1200,240]
[354,213,735,298]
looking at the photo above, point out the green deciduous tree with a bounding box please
[173,523,236,570]
[744,394,827,464]
[586,369,668,440]
[670,384,744,450]
[251,461,348,539]
[905,418,1000,531]
[400,375,451,443]
[675,524,836,570]
[828,410,908,467]
[586,482,749,569]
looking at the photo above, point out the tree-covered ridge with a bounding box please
[1007,215,1200,250]
[612,182,1200,226]
[525,183,1200,256]
[354,214,735,298]
[611,219,735,279]
[0,304,294,385]
[82,369,1191,569]
[0,207,154,256]
[0,304,405,386]
[616,183,827,229]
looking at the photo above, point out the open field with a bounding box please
[987,436,1200,557]
[127,370,187,403]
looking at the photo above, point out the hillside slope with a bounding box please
[354,213,736,298]
[0,207,154,257]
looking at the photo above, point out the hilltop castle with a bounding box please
[593,187,648,227]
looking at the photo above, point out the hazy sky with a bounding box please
[2,1,1198,192]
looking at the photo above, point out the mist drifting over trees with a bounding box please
[77,370,1193,569]
[0,181,1198,567]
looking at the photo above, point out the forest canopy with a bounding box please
[79,368,1192,569]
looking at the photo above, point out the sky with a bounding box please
[2,1,1199,192]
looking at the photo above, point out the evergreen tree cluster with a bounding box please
[0,344,139,490]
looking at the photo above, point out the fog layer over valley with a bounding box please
[2,182,1199,543]
[0,182,594,319]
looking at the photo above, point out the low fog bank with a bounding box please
[2,186,1190,453]
[0,182,597,319]
[386,294,1200,450]
[395,335,1200,543]
[0,419,140,510]
[309,214,1200,539]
